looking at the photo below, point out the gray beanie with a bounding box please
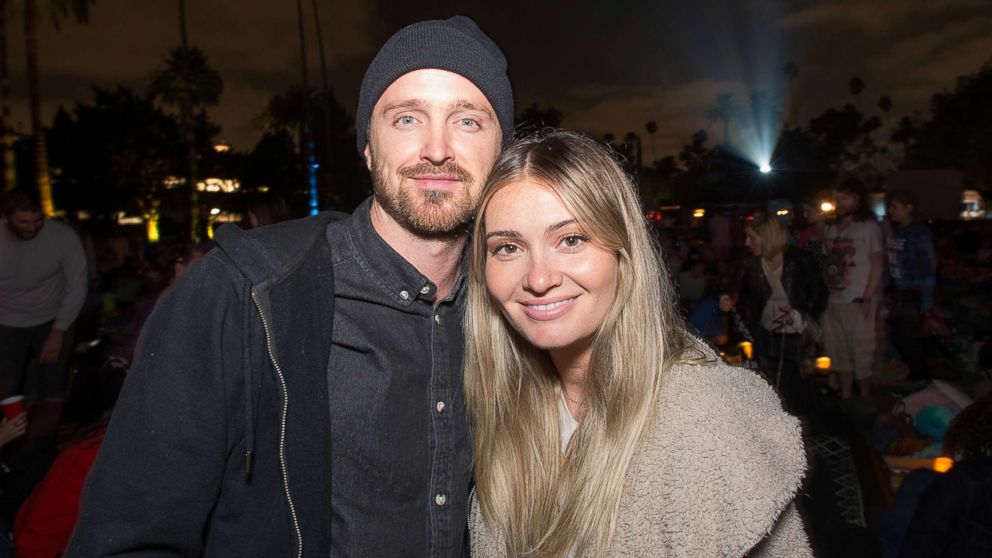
[356,15,514,156]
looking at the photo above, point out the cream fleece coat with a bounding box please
[470,357,812,557]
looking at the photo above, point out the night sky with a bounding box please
[7,0,992,159]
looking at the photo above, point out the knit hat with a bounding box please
[355,15,514,156]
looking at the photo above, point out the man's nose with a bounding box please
[420,123,454,165]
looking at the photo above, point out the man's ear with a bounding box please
[363,144,372,171]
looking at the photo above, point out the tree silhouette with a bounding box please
[645,120,657,162]
[705,93,740,146]
[783,62,800,128]
[148,44,223,241]
[23,0,95,215]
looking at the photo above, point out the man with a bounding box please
[821,177,884,398]
[0,189,87,401]
[885,190,937,379]
[69,16,512,557]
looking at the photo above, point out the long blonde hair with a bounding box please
[465,130,698,556]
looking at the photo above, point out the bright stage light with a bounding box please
[759,164,772,174]
[820,201,835,213]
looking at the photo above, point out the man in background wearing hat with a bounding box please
[69,16,512,557]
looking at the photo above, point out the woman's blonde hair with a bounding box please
[747,216,789,260]
[465,130,699,556]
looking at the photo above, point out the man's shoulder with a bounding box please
[43,219,80,242]
[213,211,346,285]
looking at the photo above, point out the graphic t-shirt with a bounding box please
[823,219,882,303]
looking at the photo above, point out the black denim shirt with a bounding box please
[325,198,472,557]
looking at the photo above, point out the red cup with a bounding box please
[0,395,25,420]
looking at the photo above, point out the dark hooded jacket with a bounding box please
[68,212,343,557]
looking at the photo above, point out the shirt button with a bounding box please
[420,285,430,295]
[436,401,445,413]
[435,493,446,506]
[434,314,441,325]
[399,290,409,300]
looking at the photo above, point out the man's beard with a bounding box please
[371,160,478,236]
[5,222,40,241]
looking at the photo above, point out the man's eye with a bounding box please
[396,115,417,126]
[458,118,479,128]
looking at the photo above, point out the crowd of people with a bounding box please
[0,13,989,558]
[667,180,991,408]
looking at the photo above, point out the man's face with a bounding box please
[834,190,860,217]
[888,200,912,225]
[364,69,501,236]
[4,209,44,240]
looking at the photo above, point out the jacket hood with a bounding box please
[213,211,347,289]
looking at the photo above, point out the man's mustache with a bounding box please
[398,163,472,182]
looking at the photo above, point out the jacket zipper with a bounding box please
[251,289,304,558]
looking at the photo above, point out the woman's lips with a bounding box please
[520,296,577,321]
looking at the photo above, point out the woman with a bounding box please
[737,215,827,413]
[465,130,810,557]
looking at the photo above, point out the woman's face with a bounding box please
[744,227,763,257]
[483,180,619,359]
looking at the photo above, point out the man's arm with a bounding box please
[39,228,89,364]
[54,227,88,331]
[862,223,885,317]
[67,254,240,557]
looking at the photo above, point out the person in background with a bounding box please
[821,177,884,398]
[885,190,938,380]
[242,191,289,229]
[467,131,809,557]
[677,257,709,312]
[874,391,992,557]
[0,189,87,402]
[708,208,732,262]
[737,215,827,414]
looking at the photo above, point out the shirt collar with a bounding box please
[335,197,468,306]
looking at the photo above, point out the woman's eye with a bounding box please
[490,243,519,257]
[561,234,587,249]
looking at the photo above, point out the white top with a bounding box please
[823,220,882,303]
[559,394,579,453]
[0,219,88,329]
[760,259,804,334]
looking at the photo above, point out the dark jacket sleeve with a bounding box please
[66,253,244,557]
[896,471,968,557]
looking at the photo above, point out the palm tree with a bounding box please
[645,120,657,163]
[24,0,95,215]
[783,62,799,128]
[623,131,641,168]
[148,43,223,241]
[705,92,740,146]
[0,0,15,191]
[295,0,318,215]
[848,77,866,112]
[877,95,893,124]
[310,0,334,202]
